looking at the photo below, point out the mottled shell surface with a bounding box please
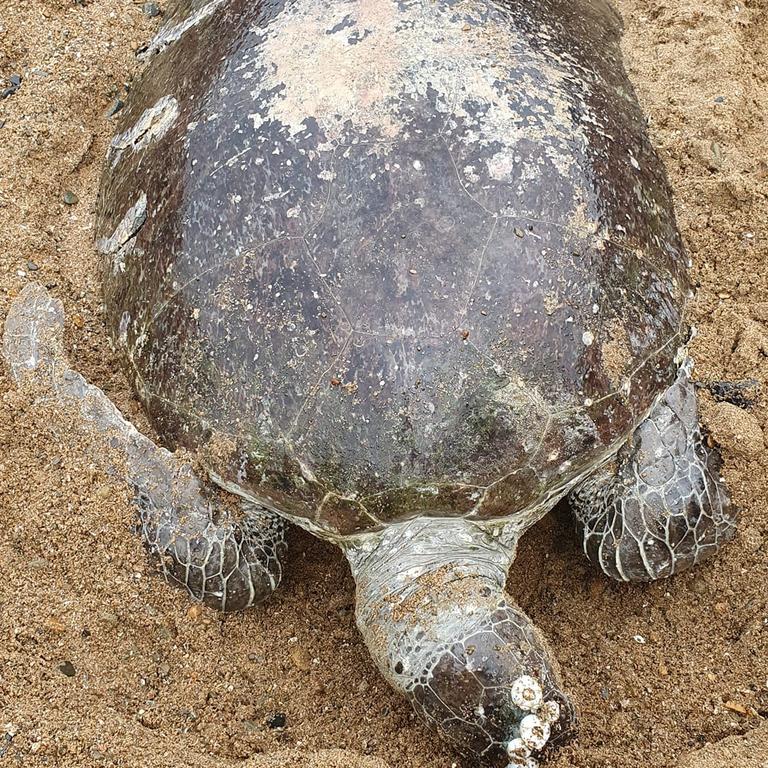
[96,0,688,539]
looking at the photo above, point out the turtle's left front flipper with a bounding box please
[3,283,286,611]
[569,366,736,582]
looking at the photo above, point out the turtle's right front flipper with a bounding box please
[3,283,286,611]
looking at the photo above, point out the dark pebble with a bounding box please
[1,74,22,100]
[105,98,124,118]
[698,378,759,409]
[714,96,725,103]
[59,661,77,677]
[63,191,79,205]
[27,261,39,271]
[0,733,13,758]
[143,2,161,16]
[267,712,287,729]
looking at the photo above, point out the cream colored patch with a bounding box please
[109,95,179,167]
[139,0,226,59]
[568,199,603,241]
[255,0,590,181]
[601,322,632,388]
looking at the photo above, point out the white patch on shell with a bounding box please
[139,0,226,59]
[109,96,179,167]
[252,0,589,181]
[96,193,148,273]
[118,311,131,345]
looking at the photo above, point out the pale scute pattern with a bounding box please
[251,0,589,180]
[108,95,180,167]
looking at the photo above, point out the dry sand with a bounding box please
[0,0,766,766]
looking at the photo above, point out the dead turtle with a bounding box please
[3,0,737,763]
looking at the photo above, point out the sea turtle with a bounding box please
[3,0,737,763]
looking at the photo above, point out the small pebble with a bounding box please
[63,191,79,205]
[59,661,76,677]
[290,646,312,672]
[187,604,203,620]
[707,141,723,171]
[97,611,119,626]
[105,98,125,118]
[0,733,12,758]
[44,617,67,633]
[723,700,750,716]
[27,261,39,271]
[267,712,287,729]
[155,624,176,641]
[143,2,161,15]
[1,74,21,100]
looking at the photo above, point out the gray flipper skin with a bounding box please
[3,284,286,611]
[570,367,736,582]
[346,519,575,765]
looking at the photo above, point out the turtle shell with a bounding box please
[96,0,689,539]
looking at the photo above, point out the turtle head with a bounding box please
[405,599,577,765]
[346,518,576,765]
